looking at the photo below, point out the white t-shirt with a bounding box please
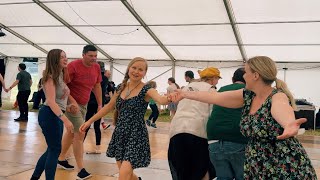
[169,81,215,139]
[167,84,177,94]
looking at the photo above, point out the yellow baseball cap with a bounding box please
[198,67,222,79]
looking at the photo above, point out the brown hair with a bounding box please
[146,80,157,88]
[113,57,148,124]
[168,77,180,89]
[42,49,67,86]
[247,56,296,109]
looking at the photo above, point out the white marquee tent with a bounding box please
[0,0,320,108]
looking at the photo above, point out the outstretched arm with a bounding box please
[271,92,307,139]
[146,88,171,105]
[79,92,117,133]
[174,88,244,108]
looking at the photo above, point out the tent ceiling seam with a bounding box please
[33,0,114,61]
[120,0,176,62]
[0,22,48,55]
[5,20,320,28]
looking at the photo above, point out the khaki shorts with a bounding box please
[65,104,87,133]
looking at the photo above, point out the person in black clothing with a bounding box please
[104,70,115,103]
[101,70,115,129]
[6,63,32,121]
[33,78,46,109]
[83,61,108,154]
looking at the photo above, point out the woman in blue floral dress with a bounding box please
[174,56,317,179]
[80,57,171,180]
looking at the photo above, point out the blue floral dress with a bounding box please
[107,84,151,169]
[240,89,317,179]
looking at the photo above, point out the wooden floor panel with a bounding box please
[0,110,319,179]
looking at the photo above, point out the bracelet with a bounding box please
[98,105,103,108]
[58,113,64,118]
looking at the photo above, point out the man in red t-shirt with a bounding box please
[57,45,102,179]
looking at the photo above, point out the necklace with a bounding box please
[125,82,141,99]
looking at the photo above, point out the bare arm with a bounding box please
[179,88,244,108]
[271,92,295,128]
[44,78,73,131]
[86,92,117,125]
[67,94,77,105]
[0,74,6,89]
[146,88,170,105]
[92,83,102,107]
[271,92,307,139]
[8,80,19,90]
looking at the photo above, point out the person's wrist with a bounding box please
[58,112,64,118]
[98,105,102,108]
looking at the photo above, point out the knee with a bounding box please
[48,146,62,156]
[74,132,85,142]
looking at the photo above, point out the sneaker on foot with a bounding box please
[150,122,157,128]
[102,123,111,130]
[57,160,74,170]
[77,168,92,180]
[146,119,151,126]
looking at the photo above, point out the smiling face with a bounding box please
[128,60,147,81]
[59,51,68,69]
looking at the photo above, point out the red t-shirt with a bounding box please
[67,59,102,105]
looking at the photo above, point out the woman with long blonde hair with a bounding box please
[80,57,172,180]
[173,56,317,179]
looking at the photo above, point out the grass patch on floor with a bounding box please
[0,100,172,123]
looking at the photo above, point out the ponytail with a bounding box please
[275,79,296,110]
[175,83,180,89]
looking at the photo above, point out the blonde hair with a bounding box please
[247,56,296,109]
[147,80,157,88]
[113,57,148,123]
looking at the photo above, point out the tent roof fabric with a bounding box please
[1,0,320,63]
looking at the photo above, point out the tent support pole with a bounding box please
[223,0,247,62]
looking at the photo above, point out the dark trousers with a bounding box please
[17,90,31,119]
[168,133,215,180]
[32,106,63,180]
[148,104,159,123]
[84,104,101,145]
[33,89,46,109]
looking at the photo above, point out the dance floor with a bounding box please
[0,110,319,179]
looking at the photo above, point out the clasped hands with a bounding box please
[66,103,79,114]
[167,89,184,103]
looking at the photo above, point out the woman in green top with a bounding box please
[146,81,159,128]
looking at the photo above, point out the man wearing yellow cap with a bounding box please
[168,67,221,180]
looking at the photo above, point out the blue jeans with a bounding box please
[32,106,64,180]
[209,141,246,180]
